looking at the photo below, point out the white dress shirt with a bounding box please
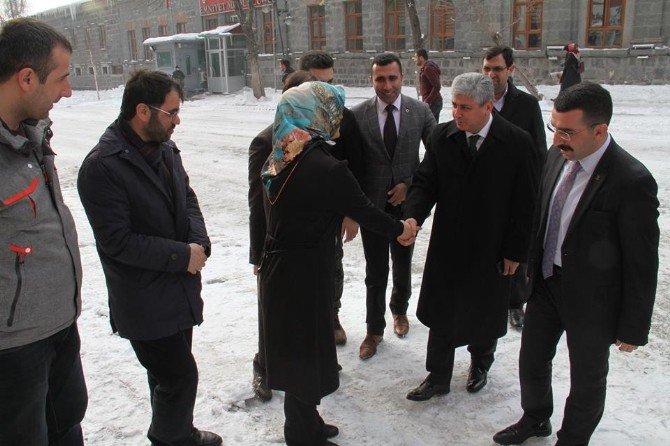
[465,113,493,150]
[376,95,402,139]
[493,85,508,112]
[546,133,611,266]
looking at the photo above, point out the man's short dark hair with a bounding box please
[415,49,428,60]
[554,82,613,125]
[0,18,72,84]
[484,46,514,67]
[282,70,316,93]
[299,51,334,70]
[371,53,403,75]
[120,70,184,121]
[280,58,291,68]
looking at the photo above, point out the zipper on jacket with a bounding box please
[7,245,32,327]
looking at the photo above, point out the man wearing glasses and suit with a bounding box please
[494,82,659,445]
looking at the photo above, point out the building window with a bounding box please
[127,29,138,61]
[176,22,187,34]
[385,0,405,51]
[98,25,107,49]
[88,66,95,75]
[512,0,543,49]
[101,64,110,75]
[74,66,82,76]
[308,5,326,50]
[344,1,363,52]
[587,0,625,47]
[142,27,152,60]
[261,10,274,53]
[158,24,169,37]
[205,17,218,30]
[430,1,455,50]
[112,65,124,75]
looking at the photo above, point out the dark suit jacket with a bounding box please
[404,114,537,345]
[248,124,273,266]
[499,79,547,169]
[78,119,210,341]
[529,140,659,345]
[351,94,436,209]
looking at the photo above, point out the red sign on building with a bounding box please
[199,0,272,16]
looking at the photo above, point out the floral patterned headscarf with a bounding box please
[261,81,345,196]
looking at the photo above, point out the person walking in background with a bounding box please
[351,53,436,360]
[482,45,547,329]
[0,18,88,446]
[415,49,443,123]
[279,58,295,85]
[259,81,416,446]
[494,83,659,445]
[299,50,368,348]
[78,70,221,446]
[403,73,537,402]
[248,70,315,402]
[559,43,583,92]
[172,65,185,90]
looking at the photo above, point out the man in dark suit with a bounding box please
[299,51,367,347]
[483,45,547,328]
[351,53,436,360]
[403,72,537,401]
[78,70,221,446]
[493,83,659,445]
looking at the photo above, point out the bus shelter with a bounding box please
[199,24,246,94]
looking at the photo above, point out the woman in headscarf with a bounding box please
[259,82,413,446]
[559,42,583,92]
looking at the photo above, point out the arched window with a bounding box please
[587,0,625,47]
[385,0,406,51]
[512,0,543,49]
[430,1,455,50]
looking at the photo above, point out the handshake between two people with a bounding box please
[397,218,421,247]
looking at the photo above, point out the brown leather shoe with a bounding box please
[392,314,409,337]
[359,334,383,360]
[333,314,347,346]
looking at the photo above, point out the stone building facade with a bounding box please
[31,0,670,90]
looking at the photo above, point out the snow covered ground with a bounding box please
[48,83,670,445]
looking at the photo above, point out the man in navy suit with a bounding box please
[494,83,659,445]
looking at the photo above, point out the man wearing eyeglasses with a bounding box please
[78,70,222,446]
[494,83,659,445]
[482,46,547,329]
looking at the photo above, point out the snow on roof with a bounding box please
[198,23,241,36]
[143,33,203,46]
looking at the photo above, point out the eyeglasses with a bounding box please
[482,66,508,74]
[546,122,599,141]
[149,105,180,121]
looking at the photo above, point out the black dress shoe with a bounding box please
[406,378,450,401]
[509,308,525,328]
[252,367,272,401]
[323,423,339,438]
[191,428,223,446]
[466,367,487,393]
[493,419,552,445]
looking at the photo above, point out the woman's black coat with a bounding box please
[560,52,582,92]
[259,140,402,404]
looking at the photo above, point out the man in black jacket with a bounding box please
[78,70,221,446]
[299,51,367,347]
[494,83,659,446]
[483,46,547,328]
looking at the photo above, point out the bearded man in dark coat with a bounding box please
[404,72,538,401]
